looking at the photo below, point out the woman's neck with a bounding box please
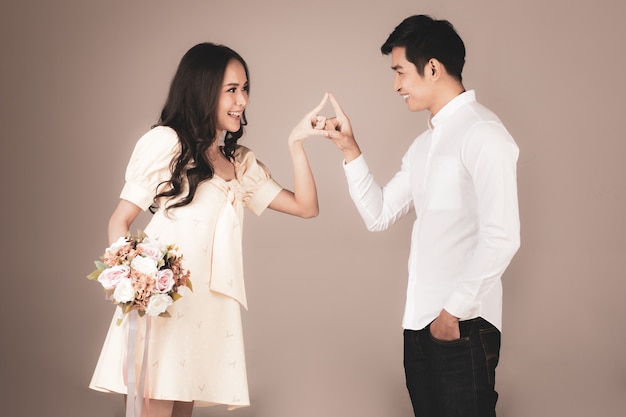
[206,136,235,180]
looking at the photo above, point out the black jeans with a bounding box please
[403,317,501,417]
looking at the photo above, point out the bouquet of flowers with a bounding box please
[88,230,192,324]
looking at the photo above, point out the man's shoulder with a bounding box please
[461,99,504,125]
[407,129,433,151]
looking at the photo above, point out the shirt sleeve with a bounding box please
[343,153,414,232]
[238,147,283,216]
[444,121,521,319]
[119,126,179,211]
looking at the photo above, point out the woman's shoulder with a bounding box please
[137,125,178,144]
[233,144,256,164]
[132,125,179,154]
[233,145,274,180]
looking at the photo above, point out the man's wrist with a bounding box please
[441,308,460,323]
[343,147,362,163]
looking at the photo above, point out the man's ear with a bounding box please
[428,58,443,80]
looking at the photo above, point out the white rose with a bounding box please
[106,236,129,253]
[143,237,167,253]
[130,255,158,275]
[113,278,135,303]
[145,293,173,316]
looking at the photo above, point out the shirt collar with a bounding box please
[428,90,476,130]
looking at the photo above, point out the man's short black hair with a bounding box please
[381,14,466,82]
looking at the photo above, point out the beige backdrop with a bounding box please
[1,0,625,416]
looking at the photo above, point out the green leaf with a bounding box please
[87,269,103,281]
[171,292,182,302]
[186,279,193,292]
[159,311,172,318]
[87,261,107,280]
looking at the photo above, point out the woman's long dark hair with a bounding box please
[150,43,250,213]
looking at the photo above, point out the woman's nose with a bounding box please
[237,91,248,107]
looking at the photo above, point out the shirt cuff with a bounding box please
[246,179,283,216]
[343,154,369,179]
[443,291,480,321]
[119,182,153,211]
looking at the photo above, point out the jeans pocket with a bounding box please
[479,327,501,385]
[404,329,426,359]
[427,321,470,346]
[428,331,470,346]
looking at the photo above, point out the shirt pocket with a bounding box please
[425,157,465,211]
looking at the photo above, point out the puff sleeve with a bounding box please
[119,126,179,210]
[236,146,282,216]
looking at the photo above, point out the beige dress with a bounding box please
[89,126,282,409]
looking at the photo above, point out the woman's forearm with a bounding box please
[288,140,319,218]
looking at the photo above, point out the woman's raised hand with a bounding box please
[288,93,330,144]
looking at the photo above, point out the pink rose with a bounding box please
[137,242,163,262]
[155,269,175,293]
[98,265,130,290]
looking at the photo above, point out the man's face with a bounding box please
[390,46,434,113]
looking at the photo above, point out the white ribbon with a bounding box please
[210,199,248,309]
[125,311,151,417]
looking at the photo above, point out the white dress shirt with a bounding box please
[344,90,520,331]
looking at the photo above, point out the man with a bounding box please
[323,14,520,417]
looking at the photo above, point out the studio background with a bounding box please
[1,1,624,416]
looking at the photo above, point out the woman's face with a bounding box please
[216,59,249,135]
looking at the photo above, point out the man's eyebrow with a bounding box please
[391,64,403,71]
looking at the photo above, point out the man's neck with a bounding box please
[429,83,466,116]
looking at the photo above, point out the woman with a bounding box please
[89,42,328,417]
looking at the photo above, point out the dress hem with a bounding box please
[88,385,250,409]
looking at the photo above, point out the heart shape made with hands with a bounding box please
[313,115,327,130]
[308,92,345,134]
